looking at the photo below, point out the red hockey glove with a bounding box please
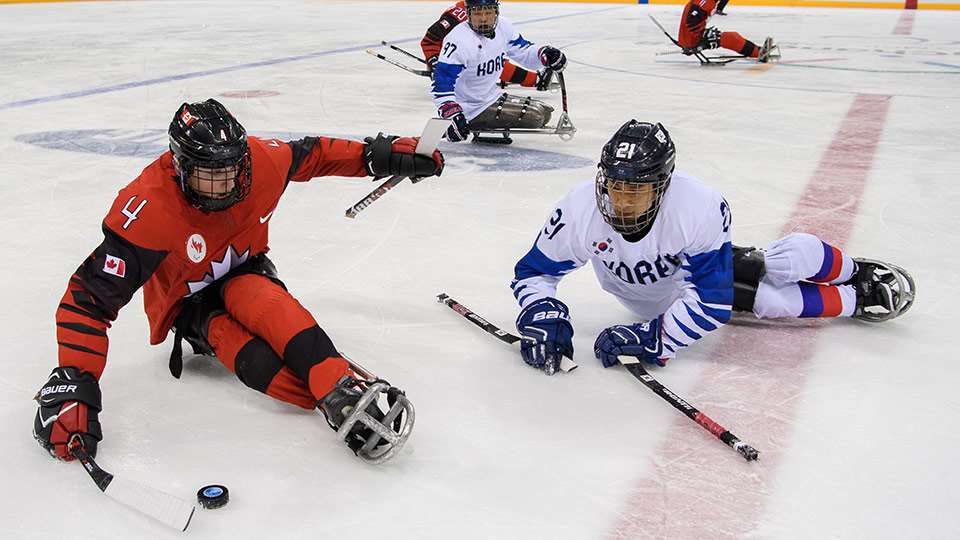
[33,366,103,461]
[363,133,444,179]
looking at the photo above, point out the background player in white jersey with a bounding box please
[431,0,567,143]
[510,120,914,375]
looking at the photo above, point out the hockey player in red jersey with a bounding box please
[678,0,778,62]
[421,0,554,91]
[33,99,442,463]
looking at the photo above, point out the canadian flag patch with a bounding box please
[103,255,126,278]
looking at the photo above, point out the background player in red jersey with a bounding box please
[678,0,778,62]
[32,99,442,463]
[421,0,555,91]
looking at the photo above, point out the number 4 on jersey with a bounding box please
[121,196,148,230]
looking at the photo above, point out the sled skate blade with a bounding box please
[471,112,576,143]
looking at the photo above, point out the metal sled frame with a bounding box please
[647,15,748,66]
[855,259,916,323]
[336,356,416,464]
[470,71,577,143]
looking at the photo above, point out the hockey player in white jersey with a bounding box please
[510,120,914,374]
[431,0,567,143]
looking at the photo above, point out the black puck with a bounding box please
[197,484,229,509]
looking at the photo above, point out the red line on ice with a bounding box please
[894,10,916,34]
[607,94,891,539]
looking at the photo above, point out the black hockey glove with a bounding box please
[701,27,722,50]
[538,46,567,72]
[516,297,574,376]
[33,366,103,461]
[594,317,669,368]
[438,102,470,143]
[426,56,438,78]
[535,69,555,92]
[363,133,444,179]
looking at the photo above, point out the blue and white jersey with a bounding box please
[510,172,734,358]
[431,15,543,120]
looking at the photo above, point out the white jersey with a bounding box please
[510,172,734,359]
[431,15,543,120]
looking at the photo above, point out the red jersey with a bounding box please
[421,2,538,88]
[55,136,368,379]
[678,0,717,49]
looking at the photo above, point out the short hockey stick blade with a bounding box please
[436,293,577,373]
[72,445,196,531]
[345,117,448,217]
[411,117,450,183]
[415,118,451,155]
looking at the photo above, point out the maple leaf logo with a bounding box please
[191,239,204,253]
[106,259,117,269]
[184,245,250,296]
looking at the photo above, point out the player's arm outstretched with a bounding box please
[36,218,168,462]
[595,197,734,368]
[510,194,590,375]
[283,134,443,183]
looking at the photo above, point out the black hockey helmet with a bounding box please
[464,0,499,38]
[595,120,676,237]
[169,98,252,212]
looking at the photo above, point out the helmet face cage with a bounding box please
[173,151,252,212]
[595,121,676,236]
[595,168,672,235]
[169,99,252,212]
[465,0,499,38]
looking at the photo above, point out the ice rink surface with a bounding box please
[2,1,959,538]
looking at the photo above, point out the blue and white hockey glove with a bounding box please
[594,318,668,368]
[438,102,470,142]
[516,297,574,376]
[538,46,567,72]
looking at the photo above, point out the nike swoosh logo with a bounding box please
[259,210,275,224]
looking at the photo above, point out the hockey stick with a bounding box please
[380,40,429,65]
[648,15,685,51]
[436,293,578,374]
[71,444,196,531]
[617,358,759,462]
[365,49,431,77]
[557,71,569,114]
[345,118,449,218]
[647,15,741,66]
[345,175,404,218]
